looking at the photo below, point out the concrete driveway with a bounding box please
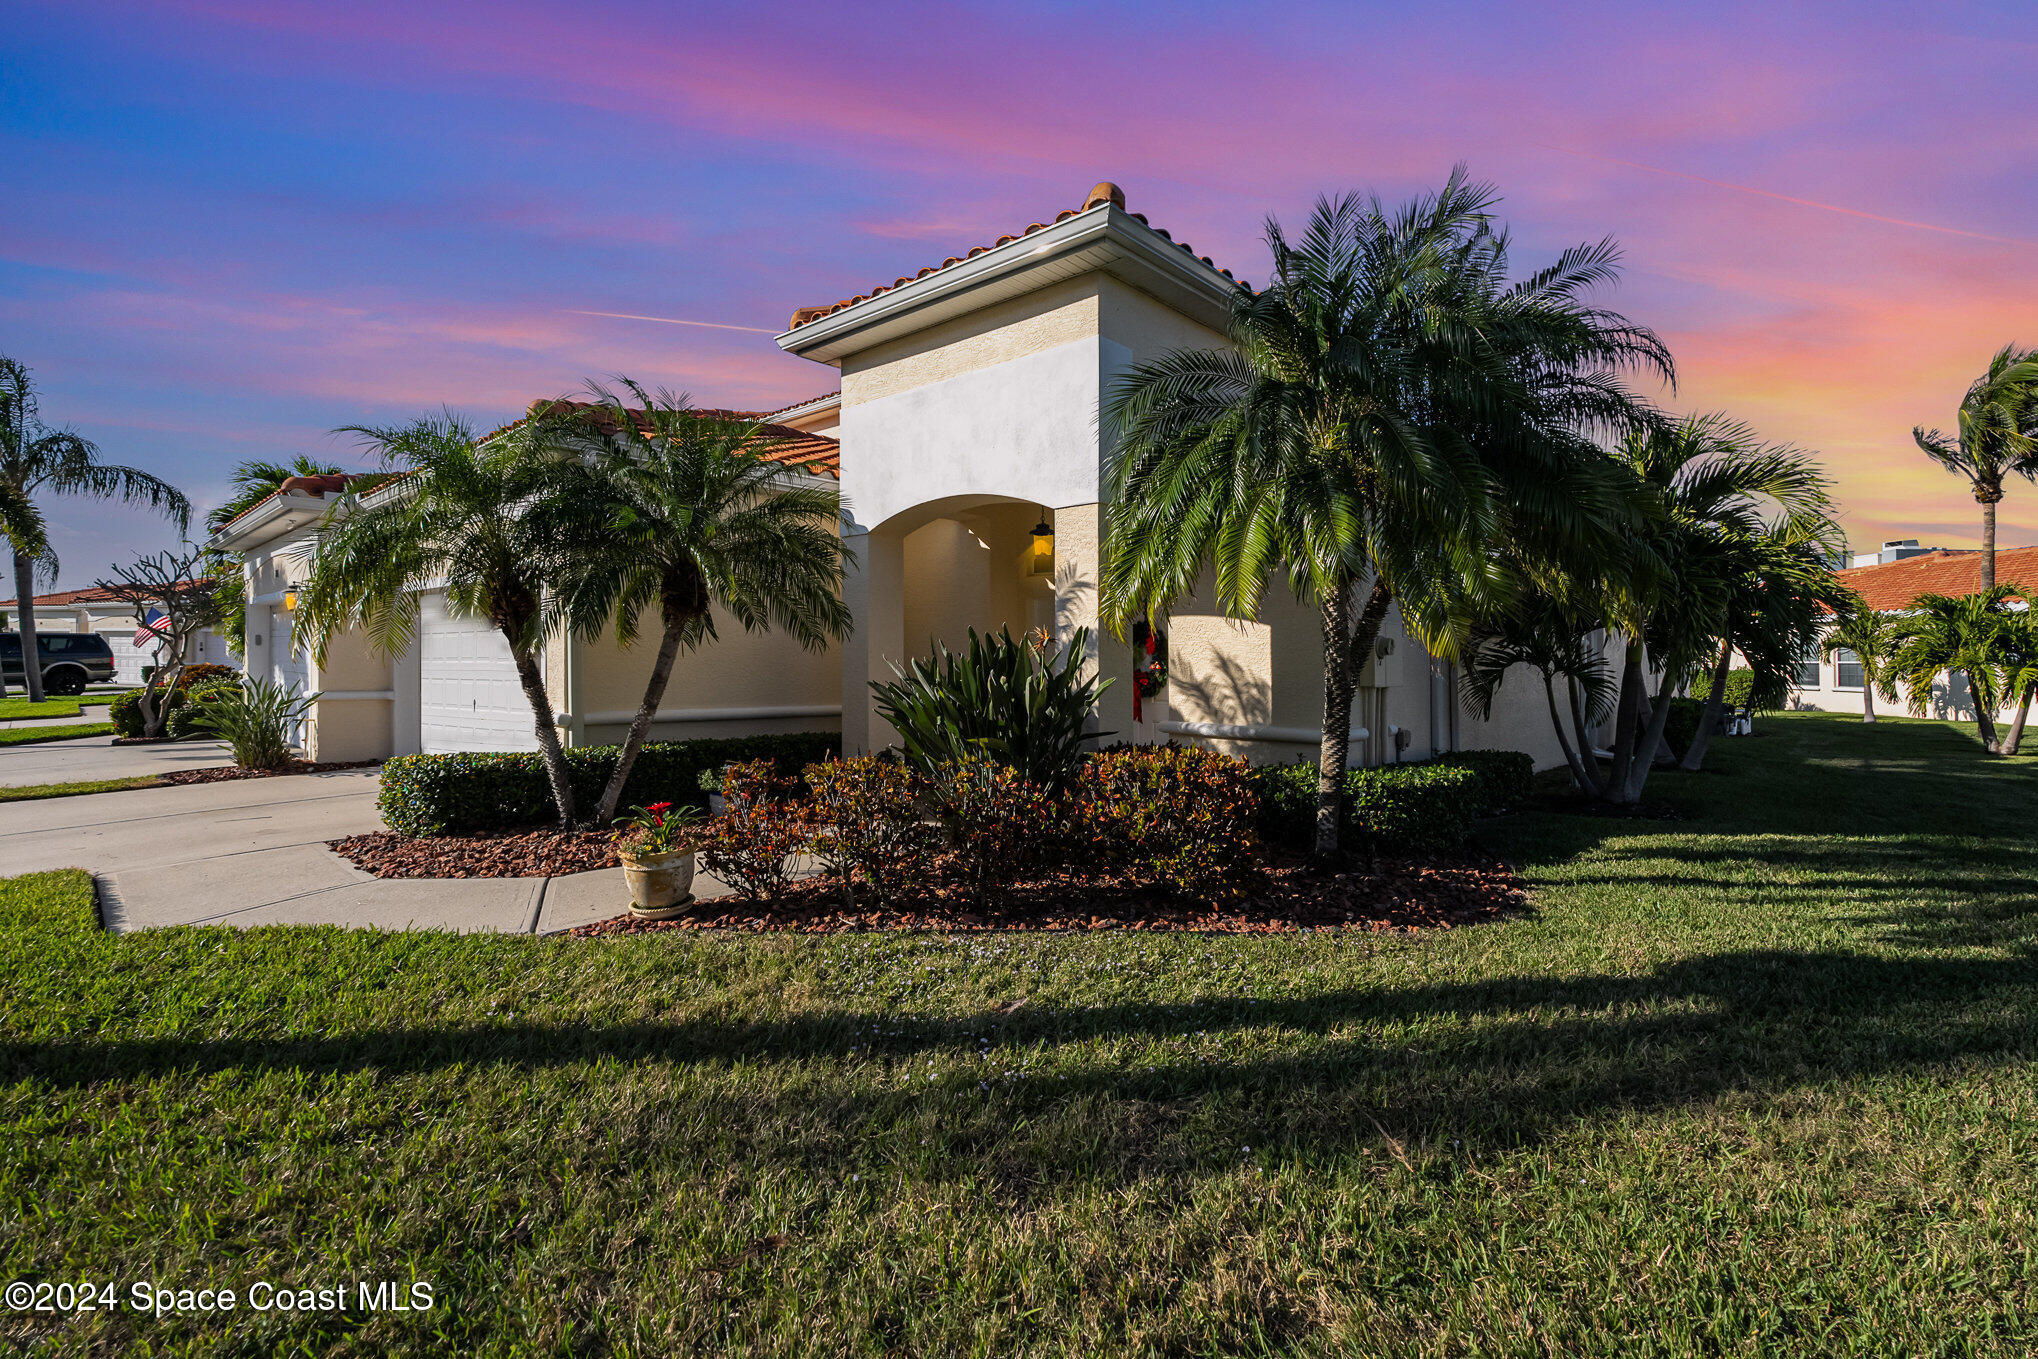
[0,733,238,787]
[1,770,645,934]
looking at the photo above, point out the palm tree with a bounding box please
[1103,170,1669,865]
[1913,345,2038,591]
[531,381,852,826]
[1992,606,2038,756]
[0,357,190,701]
[206,455,350,534]
[1889,585,2023,753]
[295,415,592,829]
[1819,598,1900,723]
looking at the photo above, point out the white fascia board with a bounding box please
[205,494,334,554]
[776,204,1241,362]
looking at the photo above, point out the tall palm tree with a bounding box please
[531,380,853,825]
[1889,585,2023,753]
[1913,344,2038,591]
[1103,170,1669,866]
[1991,606,2038,756]
[295,415,593,830]
[1819,598,1900,723]
[0,357,190,701]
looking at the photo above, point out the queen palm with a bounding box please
[296,415,593,829]
[531,380,852,826]
[1913,344,2038,591]
[1889,585,2023,753]
[1819,599,1900,723]
[1,356,190,701]
[1104,170,1669,865]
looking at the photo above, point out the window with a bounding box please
[1833,648,1865,690]
[1793,640,1821,688]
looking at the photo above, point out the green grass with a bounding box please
[0,721,114,746]
[3,712,2035,1356]
[0,774,166,803]
[0,697,81,721]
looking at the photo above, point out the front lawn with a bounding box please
[0,775,166,803]
[0,721,114,746]
[0,697,82,721]
[2,712,2034,1356]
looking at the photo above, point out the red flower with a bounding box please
[646,801,674,813]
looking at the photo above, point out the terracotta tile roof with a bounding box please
[4,580,210,608]
[763,391,840,420]
[212,472,381,536]
[785,181,1246,331]
[1835,546,2038,611]
[496,400,840,478]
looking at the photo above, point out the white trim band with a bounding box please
[555,704,843,726]
[315,690,395,701]
[1158,721,1369,745]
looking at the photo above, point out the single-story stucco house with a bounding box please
[1,584,235,683]
[1788,543,2035,721]
[208,181,1578,770]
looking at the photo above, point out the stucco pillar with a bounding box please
[841,527,905,754]
[1051,503,1135,742]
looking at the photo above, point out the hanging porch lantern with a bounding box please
[1027,510,1055,577]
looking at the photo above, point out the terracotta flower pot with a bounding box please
[619,847,696,919]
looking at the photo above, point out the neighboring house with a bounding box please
[1788,545,2038,721]
[208,181,1578,769]
[0,583,235,683]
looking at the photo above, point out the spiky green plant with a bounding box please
[190,677,319,770]
[870,627,1111,793]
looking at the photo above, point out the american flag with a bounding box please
[134,608,170,650]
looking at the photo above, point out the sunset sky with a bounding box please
[5,0,2034,590]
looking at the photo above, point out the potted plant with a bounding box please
[612,801,703,919]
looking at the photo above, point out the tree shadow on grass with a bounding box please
[8,948,2035,1190]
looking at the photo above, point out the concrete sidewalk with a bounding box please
[0,733,238,786]
[0,771,654,934]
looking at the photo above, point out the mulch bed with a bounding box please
[165,759,380,785]
[569,850,1527,938]
[331,829,615,879]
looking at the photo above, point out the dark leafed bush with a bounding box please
[1432,749,1534,815]
[805,756,936,907]
[1252,759,1483,853]
[697,760,812,901]
[1072,745,1260,898]
[1662,697,1705,762]
[931,755,1055,906]
[376,731,839,836]
[109,687,149,737]
[165,676,244,739]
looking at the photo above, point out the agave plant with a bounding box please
[870,627,1112,791]
[191,677,319,770]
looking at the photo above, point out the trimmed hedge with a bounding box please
[1432,749,1534,815]
[1690,667,1758,711]
[1662,696,1705,762]
[1251,759,1483,854]
[377,732,839,836]
[111,667,245,738]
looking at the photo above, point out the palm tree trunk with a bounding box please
[1862,680,1876,724]
[1543,672,1599,796]
[505,635,576,831]
[1604,642,1645,802]
[1623,671,1680,802]
[1311,579,1356,871]
[2000,689,2031,757]
[1565,676,1606,797]
[12,546,44,703]
[1679,637,1736,771]
[1968,672,2001,753]
[1979,488,1999,593]
[595,620,688,826]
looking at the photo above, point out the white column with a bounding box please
[1050,503,1135,742]
[840,527,904,754]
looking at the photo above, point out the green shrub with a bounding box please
[191,678,316,770]
[1252,759,1483,854]
[870,627,1111,793]
[109,687,148,737]
[165,676,244,738]
[1432,749,1534,815]
[1072,746,1260,898]
[376,731,839,836]
[1691,667,1759,711]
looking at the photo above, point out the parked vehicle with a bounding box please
[0,631,117,695]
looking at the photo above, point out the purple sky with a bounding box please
[5,0,2035,589]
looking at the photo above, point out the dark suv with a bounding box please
[0,632,118,695]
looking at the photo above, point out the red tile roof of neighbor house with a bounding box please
[3,580,212,608]
[1836,546,2038,611]
[514,400,841,478]
[784,181,1247,331]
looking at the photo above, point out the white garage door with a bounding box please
[418,592,540,754]
[100,630,153,685]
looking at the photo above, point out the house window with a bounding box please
[1793,640,1821,688]
[1833,648,1864,690]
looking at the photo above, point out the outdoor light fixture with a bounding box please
[1028,510,1055,575]
[282,590,298,611]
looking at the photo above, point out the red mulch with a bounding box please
[331,829,615,879]
[165,759,380,785]
[568,850,1527,938]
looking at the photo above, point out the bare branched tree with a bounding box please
[94,546,225,737]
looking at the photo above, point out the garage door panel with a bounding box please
[419,592,541,754]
